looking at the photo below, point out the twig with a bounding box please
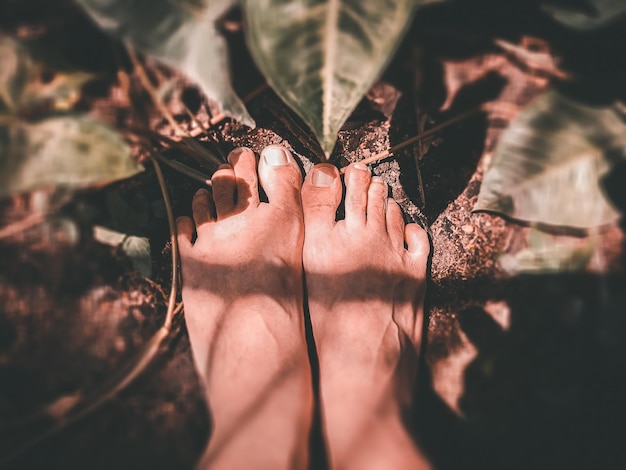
[152,151,213,187]
[150,156,180,331]
[340,106,483,173]
[127,46,186,137]
[0,159,183,465]
[0,212,45,240]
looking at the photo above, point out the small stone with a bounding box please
[462,225,474,234]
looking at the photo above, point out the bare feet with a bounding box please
[177,145,312,470]
[302,163,431,470]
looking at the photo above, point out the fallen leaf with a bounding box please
[76,0,254,127]
[474,90,626,229]
[0,115,143,198]
[541,0,626,30]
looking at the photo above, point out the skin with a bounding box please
[177,145,431,470]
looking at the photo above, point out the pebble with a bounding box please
[462,225,474,234]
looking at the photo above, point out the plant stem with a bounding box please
[0,159,184,466]
[340,106,482,173]
[127,46,186,137]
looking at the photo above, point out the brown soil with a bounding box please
[1,4,626,470]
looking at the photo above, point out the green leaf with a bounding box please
[0,115,143,198]
[499,228,595,274]
[94,225,152,277]
[243,0,416,157]
[542,0,626,30]
[0,37,93,112]
[474,90,626,229]
[122,235,152,277]
[76,0,254,127]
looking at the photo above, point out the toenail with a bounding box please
[262,146,292,166]
[353,162,369,173]
[371,176,385,184]
[228,147,254,165]
[195,188,210,196]
[312,166,337,187]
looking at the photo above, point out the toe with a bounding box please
[405,224,430,275]
[228,147,260,210]
[344,163,370,228]
[192,188,216,229]
[212,163,236,219]
[386,198,405,247]
[301,164,341,230]
[258,145,303,213]
[176,216,194,253]
[366,177,388,230]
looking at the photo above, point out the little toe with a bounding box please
[228,147,260,210]
[301,164,342,230]
[405,224,430,276]
[344,163,370,228]
[258,145,303,214]
[366,177,388,230]
[386,198,405,247]
[212,163,236,219]
[192,188,216,230]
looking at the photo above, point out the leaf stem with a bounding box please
[0,159,184,465]
[340,106,482,173]
[127,46,186,137]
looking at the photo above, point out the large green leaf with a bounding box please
[0,115,143,198]
[542,0,626,30]
[76,0,254,127]
[474,90,626,229]
[243,0,416,157]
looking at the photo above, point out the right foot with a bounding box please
[301,163,431,470]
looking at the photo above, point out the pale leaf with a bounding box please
[76,0,254,127]
[474,90,626,229]
[243,0,417,157]
[0,115,143,198]
[542,0,626,30]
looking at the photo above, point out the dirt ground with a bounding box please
[1,4,626,470]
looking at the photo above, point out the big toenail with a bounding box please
[312,166,336,187]
[228,147,253,165]
[262,146,291,166]
[353,163,369,172]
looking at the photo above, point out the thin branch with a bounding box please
[0,160,184,465]
[152,151,213,187]
[340,106,483,173]
[0,212,45,240]
[151,156,181,331]
[127,46,186,137]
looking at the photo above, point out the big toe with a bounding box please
[258,145,303,214]
[301,164,342,231]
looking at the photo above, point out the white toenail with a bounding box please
[353,163,369,172]
[262,146,291,166]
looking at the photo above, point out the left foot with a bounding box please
[177,145,312,470]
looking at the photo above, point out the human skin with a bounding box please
[301,162,431,470]
[177,145,312,470]
[177,145,431,470]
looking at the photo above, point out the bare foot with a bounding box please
[302,163,431,470]
[177,145,312,470]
